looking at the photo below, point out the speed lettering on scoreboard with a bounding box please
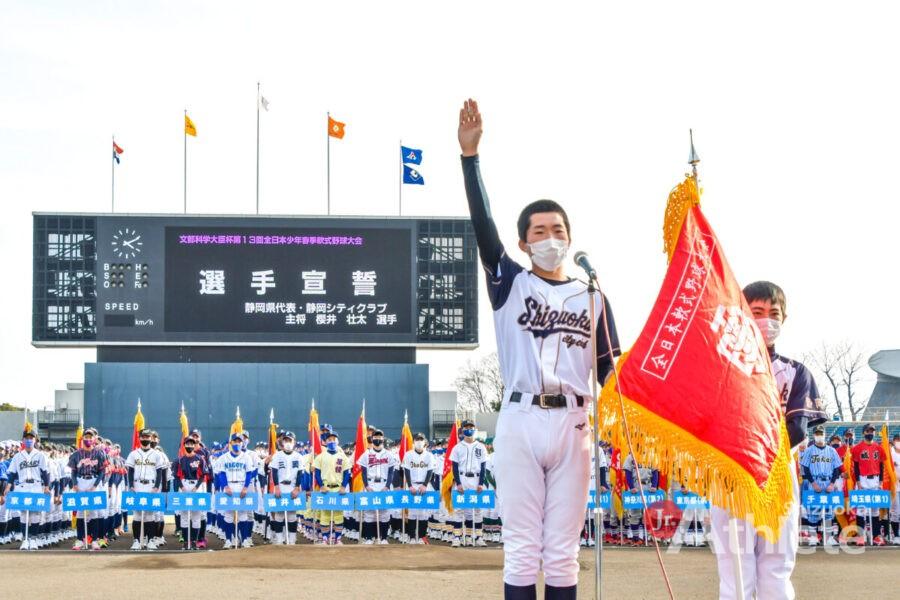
[33,214,477,346]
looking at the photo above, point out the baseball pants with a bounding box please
[493,398,591,588]
[709,466,799,600]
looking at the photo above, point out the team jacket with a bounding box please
[769,350,827,447]
[67,448,108,487]
[851,442,886,479]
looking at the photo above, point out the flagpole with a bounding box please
[111,135,116,213]
[327,111,331,215]
[398,139,402,216]
[184,109,188,214]
[689,129,744,593]
[256,82,260,215]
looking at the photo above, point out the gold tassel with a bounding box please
[662,177,701,263]
[600,359,794,543]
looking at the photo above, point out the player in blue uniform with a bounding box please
[799,425,842,546]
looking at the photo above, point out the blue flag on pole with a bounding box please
[403,165,425,185]
[400,146,422,165]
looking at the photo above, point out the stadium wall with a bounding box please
[84,362,429,453]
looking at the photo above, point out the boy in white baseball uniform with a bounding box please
[357,429,396,544]
[124,429,165,551]
[2,429,50,550]
[459,99,620,599]
[215,434,257,548]
[269,431,306,545]
[450,420,488,547]
[402,432,435,543]
[709,281,826,600]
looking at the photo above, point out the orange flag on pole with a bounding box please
[131,400,145,450]
[399,410,414,465]
[308,401,322,456]
[351,402,367,492]
[327,116,345,139]
[600,176,793,541]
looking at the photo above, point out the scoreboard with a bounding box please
[33,214,478,347]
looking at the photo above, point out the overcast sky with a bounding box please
[1,1,897,414]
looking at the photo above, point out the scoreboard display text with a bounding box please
[33,214,476,346]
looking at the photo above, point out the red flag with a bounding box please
[351,405,367,492]
[600,176,793,541]
[440,420,460,510]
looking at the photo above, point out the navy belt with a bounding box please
[510,392,583,409]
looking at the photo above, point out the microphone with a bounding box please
[573,251,597,280]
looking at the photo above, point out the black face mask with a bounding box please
[864,433,874,442]
[185,446,196,454]
[831,443,841,449]
[150,441,158,448]
[373,439,384,447]
[140,439,151,448]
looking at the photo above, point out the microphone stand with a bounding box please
[586,273,603,600]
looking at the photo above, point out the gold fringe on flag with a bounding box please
[662,176,701,263]
[600,354,795,543]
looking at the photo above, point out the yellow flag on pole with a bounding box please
[185,114,197,137]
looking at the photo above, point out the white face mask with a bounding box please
[283,442,294,452]
[528,237,568,272]
[814,435,825,445]
[414,440,425,452]
[754,317,781,346]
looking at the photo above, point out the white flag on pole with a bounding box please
[259,96,270,111]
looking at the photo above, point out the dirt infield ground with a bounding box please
[1,543,897,599]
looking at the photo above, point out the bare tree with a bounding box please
[454,352,504,412]
[481,353,505,411]
[805,342,846,421]
[840,349,867,421]
[805,341,868,421]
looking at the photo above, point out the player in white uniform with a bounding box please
[357,429,396,544]
[215,433,256,548]
[402,432,435,544]
[148,431,170,547]
[269,431,306,545]
[450,420,488,548]
[124,429,165,550]
[2,429,50,550]
[709,281,826,600]
[459,99,621,598]
[483,445,502,544]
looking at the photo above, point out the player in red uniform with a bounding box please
[850,423,888,546]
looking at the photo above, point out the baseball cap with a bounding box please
[863,423,875,433]
[813,425,825,434]
[461,419,475,428]
[230,433,243,442]
[282,431,296,440]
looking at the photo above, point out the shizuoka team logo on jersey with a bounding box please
[516,297,592,344]
[474,447,483,459]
